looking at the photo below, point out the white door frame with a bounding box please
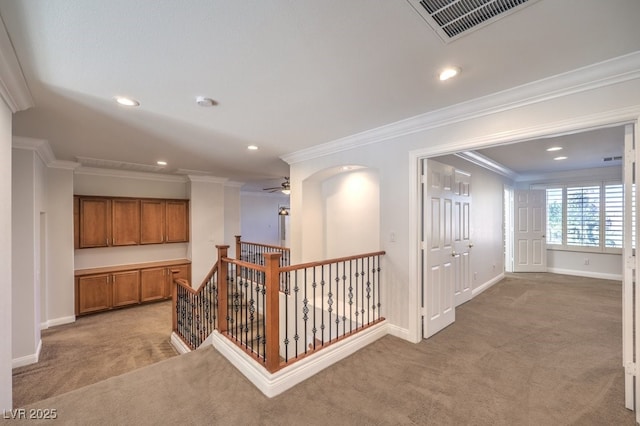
[408,111,639,352]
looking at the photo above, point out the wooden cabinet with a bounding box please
[111,199,140,246]
[76,274,111,314]
[75,195,189,248]
[79,198,111,248]
[75,260,190,315]
[112,270,141,307]
[141,263,191,302]
[140,267,166,302]
[140,200,165,244]
[165,200,189,243]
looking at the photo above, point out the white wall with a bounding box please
[0,100,12,410]
[240,192,289,247]
[189,177,225,286]
[288,74,640,342]
[11,148,44,365]
[323,169,379,259]
[224,185,241,258]
[44,166,76,326]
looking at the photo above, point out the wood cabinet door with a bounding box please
[112,270,140,307]
[77,274,111,314]
[111,199,140,246]
[79,198,110,248]
[140,267,166,302]
[165,264,191,298]
[165,200,189,243]
[140,200,165,244]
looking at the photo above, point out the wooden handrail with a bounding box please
[236,235,290,252]
[221,256,267,272]
[280,250,386,272]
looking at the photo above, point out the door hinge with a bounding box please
[625,362,636,376]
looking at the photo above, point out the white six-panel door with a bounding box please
[422,160,473,338]
[513,189,547,272]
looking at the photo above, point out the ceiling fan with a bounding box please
[263,177,290,195]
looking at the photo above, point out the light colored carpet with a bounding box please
[12,273,636,425]
[12,301,177,408]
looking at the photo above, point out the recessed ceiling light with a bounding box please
[341,166,353,171]
[196,96,218,107]
[247,145,259,151]
[157,160,167,166]
[554,156,568,161]
[114,96,140,107]
[439,67,460,81]
[546,147,563,152]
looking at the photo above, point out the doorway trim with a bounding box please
[408,105,640,344]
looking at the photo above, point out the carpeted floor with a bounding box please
[12,301,177,408]
[9,273,636,425]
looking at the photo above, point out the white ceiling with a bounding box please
[1,0,639,187]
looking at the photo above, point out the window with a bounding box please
[604,184,623,248]
[544,182,624,252]
[566,185,600,247]
[546,188,562,245]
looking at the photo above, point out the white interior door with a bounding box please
[423,160,455,338]
[453,169,472,306]
[622,121,638,415]
[513,189,547,272]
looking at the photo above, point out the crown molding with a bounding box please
[75,166,189,183]
[12,136,55,165]
[0,16,33,112]
[454,151,518,180]
[282,51,640,165]
[186,174,228,184]
[225,180,245,188]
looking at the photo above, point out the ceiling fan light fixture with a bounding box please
[281,189,291,195]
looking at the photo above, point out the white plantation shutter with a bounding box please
[604,184,624,248]
[566,185,600,247]
[546,187,563,245]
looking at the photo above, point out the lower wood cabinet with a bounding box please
[75,260,190,316]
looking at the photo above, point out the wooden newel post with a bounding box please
[235,235,242,261]
[217,245,230,334]
[172,272,178,333]
[263,252,282,373]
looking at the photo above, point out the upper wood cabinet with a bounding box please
[79,198,111,248]
[140,199,165,244]
[75,195,189,249]
[165,200,189,243]
[111,199,140,246]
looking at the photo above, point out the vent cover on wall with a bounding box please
[406,0,539,42]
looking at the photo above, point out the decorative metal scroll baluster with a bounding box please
[174,268,218,350]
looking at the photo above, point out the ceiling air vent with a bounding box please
[603,156,623,162]
[406,0,539,42]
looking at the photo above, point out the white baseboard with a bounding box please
[472,272,505,296]
[212,321,389,398]
[40,315,76,330]
[12,339,42,368]
[547,267,622,281]
[170,332,192,355]
[386,323,411,341]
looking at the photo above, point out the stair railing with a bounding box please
[172,263,218,350]
[217,245,386,373]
